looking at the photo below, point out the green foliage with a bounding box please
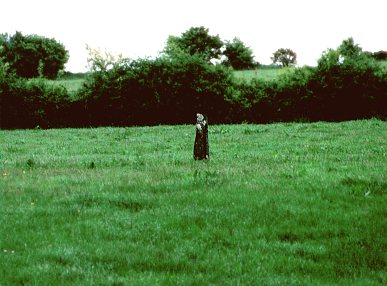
[81,53,234,125]
[0,61,72,128]
[162,35,188,59]
[271,48,297,67]
[86,45,127,73]
[1,120,386,284]
[233,67,315,122]
[233,67,291,82]
[0,31,69,79]
[370,50,387,61]
[233,38,386,122]
[163,26,224,61]
[1,36,386,128]
[312,37,387,120]
[222,37,257,70]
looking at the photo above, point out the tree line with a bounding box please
[0,29,386,129]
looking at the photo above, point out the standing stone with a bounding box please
[194,113,209,160]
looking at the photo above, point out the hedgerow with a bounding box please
[1,38,386,129]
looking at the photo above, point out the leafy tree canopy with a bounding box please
[0,31,69,79]
[317,37,377,72]
[222,37,257,70]
[163,26,223,62]
[271,48,297,67]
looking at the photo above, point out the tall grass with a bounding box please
[1,120,386,285]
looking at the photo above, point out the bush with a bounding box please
[232,67,315,123]
[308,39,387,120]
[2,37,385,129]
[81,54,234,126]
[1,61,72,129]
[370,51,387,61]
[231,38,386,123]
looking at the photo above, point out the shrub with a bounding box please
[309,39,387,120]
[231,38,387,123]
[81,54,234,126]
[234,67,315,123]
[1,62,72,129]
[370,51,387,61]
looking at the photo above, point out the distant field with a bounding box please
[233,67,291,82]
[49,78,85,96]
[1,120,386,285]
[46,73,88,97]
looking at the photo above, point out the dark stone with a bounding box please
[194,113,209,160]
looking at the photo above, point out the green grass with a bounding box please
[1,120,386,285]
[234,68,293,82]
[45,73,88,97]
[54,78,84,93]
[48,78,85,97]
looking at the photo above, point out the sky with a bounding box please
[1,0,386,72]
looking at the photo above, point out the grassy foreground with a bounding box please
[1,120,386,285]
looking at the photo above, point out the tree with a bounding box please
[163,26,223,62]
[271,48,297,67]
[86,44,127,73]
[317,37,375,70]
[338,37,363,58]
[0,31,69,79]
[222,37,257,70]
[162,35,187,59]
[370,50,387,61]
[313,38,385,120]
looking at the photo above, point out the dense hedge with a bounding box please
[1,44,386,129]
[0,63,74,128]
[78,54,234,126]
[235,59,386,122]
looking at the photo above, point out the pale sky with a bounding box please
[1,0,386,72]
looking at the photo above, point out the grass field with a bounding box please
[49,78,85,96]
[1,120,386,285]
[46,73,89,98]
[233,68,291,82]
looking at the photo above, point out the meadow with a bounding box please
[233,67,291,82]
[1,119,386,285]
[48,73,89,98]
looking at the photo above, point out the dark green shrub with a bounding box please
[370,51,387,61]
[81,54,234,126]
[231,38,386,123]
[309,39,387,120]
[271,67,315,121]
[231,79,274,123]
[233,67,315,123]
[1,62,72,129]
